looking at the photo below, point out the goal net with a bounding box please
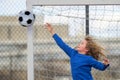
[32,5,120,80]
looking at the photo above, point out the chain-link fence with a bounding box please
[0,1,120,80]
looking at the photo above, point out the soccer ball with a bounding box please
[18,10,35,27]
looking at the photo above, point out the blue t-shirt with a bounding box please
[53,34,109,80]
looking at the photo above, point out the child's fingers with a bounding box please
[44,23,53,32]
[44,24,47,29]
[46,23,51,26]
[44,23,50,28]
[43,24,49,31]
[44,23,50,27]
[46,23,49,25]
[103,58,109,65]
[103,58,109,62]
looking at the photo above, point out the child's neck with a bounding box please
[78,51,87,55]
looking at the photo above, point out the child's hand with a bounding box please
[102,58,109,65]
[45,23,55,35]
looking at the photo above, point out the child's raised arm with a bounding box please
[44,23,75,57]
[45,23,55,36]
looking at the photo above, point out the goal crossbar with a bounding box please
[27,0,120,9]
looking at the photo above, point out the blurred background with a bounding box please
[0,0,120,80]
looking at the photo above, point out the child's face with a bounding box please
[76,40,88,54]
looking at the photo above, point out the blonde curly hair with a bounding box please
[85,36,107,60]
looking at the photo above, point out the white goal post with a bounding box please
[26,0,120,80]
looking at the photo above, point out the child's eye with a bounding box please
[81,42,84,44]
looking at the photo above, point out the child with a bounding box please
[45,23,110,80]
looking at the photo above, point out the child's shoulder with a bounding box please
[86,55,99,63]
[87,55,95,59]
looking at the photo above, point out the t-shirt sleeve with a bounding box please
[52,34,75,57]
[88,57,109,71]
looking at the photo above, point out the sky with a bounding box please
[0,0,26,16]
